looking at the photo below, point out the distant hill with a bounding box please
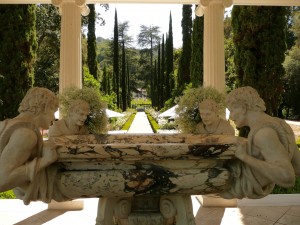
[96,36,110,43]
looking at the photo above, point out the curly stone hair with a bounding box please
[18,87,58,115]
[226,86,266,112]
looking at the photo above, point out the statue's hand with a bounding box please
[42,139,58,166]
[235,138,248,161]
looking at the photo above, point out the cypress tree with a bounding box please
[190,6,204,88]
[87,4,98,80]
[126,61,131,108]
[165,12,174,100]
[121,40,127,111]
[0,5,37,120]
[161,34,165,108]
[178,4,193,94]
[232,6,287,115]
[157,42,161,109]
[153,60,158,108]
[113,9,120,108]
[102,63,107,94]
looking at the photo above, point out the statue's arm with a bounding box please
[0,128,57,191]
[235,127,295,188]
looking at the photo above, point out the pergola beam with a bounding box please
[1,0,300,6]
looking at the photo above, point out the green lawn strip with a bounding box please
[145,112,160,133]
[121,112,136,130]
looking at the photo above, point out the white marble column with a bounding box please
[196,0,233,93]
[51,0,89,93]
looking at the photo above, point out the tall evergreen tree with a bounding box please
[165,12,174,100]
[224,16,236,92]
[157,42,161,109]
[121,40,127,111]
[102,63,108,94]
[87,4,98,80]
[232,6,287,115]
[119,21,132,110]
[190,6,204,88]
[0,5,37,120]
[126,61,131,108]
[160,34,165,108]
[178,4,193,94]
[113,9,120,108]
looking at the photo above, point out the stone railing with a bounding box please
[50,133,237,225]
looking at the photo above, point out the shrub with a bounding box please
[0,190,15,199]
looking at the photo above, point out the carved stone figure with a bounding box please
[0,87,66,204]
[48,99,90,137]
[222,86,300,199]
[195,99,235,135]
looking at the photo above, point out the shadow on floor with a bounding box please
[195,207,225,225]
[13,209,66,225]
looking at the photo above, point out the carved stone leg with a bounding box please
[114,198,132,225]
[95,197,122,225]
[160,195,196,225]
[96,196,196,225]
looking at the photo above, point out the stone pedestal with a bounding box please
[96,196,195,225]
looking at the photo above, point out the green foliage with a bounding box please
[232,6,287,116]
[121,112,136,130]
[176,86,226,133]
[283,45,300,116]
[0,190,16,199]
[0,5,37,120]
[102,92,118,111]
[190,8,203,88]
[224,16,237,92]
[296,138,300,147]
[34,4,60,93]
[113,9,120,108]
[272,176,300,194]
[87,4,98,80]
[160,122,177,130]
[131,98,151,106]
[83,66,100,90]
[108,110,133,130]
[145,111,159,133]
[177,4,192,94]
[59,87,108,134]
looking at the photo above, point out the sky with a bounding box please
[95,4,188,48]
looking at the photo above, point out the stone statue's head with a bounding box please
[18,87,59,115]
[68,99,90,116]
[199,99,219,114]
[226,86,266,112]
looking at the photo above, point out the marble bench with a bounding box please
[51,133,237,225]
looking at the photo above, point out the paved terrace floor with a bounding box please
[1,112,300,225]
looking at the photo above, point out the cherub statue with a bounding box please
[222,86,300,199]
[48,99,90,137]
[0,87,61,204]
[195,99,235,135]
